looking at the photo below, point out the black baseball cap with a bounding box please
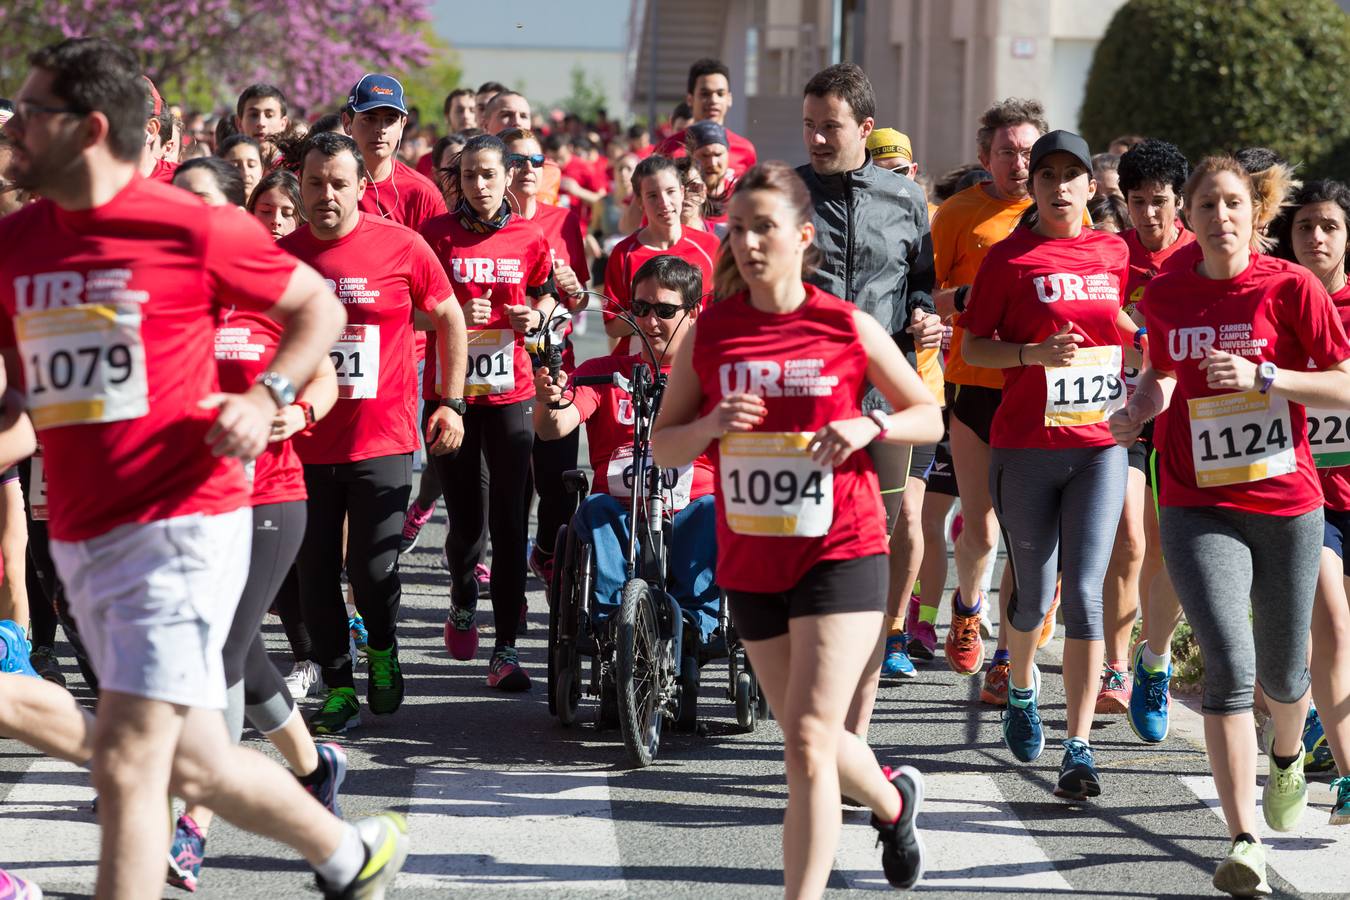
[1029,130,1092,175]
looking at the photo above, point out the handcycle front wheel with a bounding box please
[549,525,585,726]
[615,578,668,768]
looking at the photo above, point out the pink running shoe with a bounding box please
[475,563,492,596]
[399,500,435,554]
[444,604,479,661]
[0,868,41,900]
[487,647,531,691]
[903,597,936,661]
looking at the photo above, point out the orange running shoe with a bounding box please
[1094,661,1131,714]
[945,592,987,676]
[1037,580,1061,650]
[981,658,1010,705]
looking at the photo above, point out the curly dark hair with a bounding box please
[1117,139,1189,197]
[1272,179,1350,273]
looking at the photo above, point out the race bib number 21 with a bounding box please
[17,304,148,429]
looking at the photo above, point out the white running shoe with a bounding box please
[285,660,321,700]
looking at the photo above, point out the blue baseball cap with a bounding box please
[347,74,407,115]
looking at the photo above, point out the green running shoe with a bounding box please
[1262,729,1307,833]
[1212,838,1271,897]
[365,645,404,715]
[1331,776,1350,826]
[317,812,410,899]
[310,687,361,735]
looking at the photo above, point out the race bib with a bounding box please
[465,329,516,397]
[1044,346,1125,427]
[1122,365,1140,399]
[29,449,48,521]
[719,432,833,537]
[16,304,148,429]
[1188,391,1295,488]
[1305,406,1350,469]
[330,324,379,400]
[605,445,694,510]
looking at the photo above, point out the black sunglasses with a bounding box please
[631,299,688,319]
[505,153,545,169]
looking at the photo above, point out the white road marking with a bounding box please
[0,757,98,887]
[401,767,627,892]
[834,772,1075,891]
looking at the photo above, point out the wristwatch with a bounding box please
[295,400,316,429]
[1258,361,1278,395]
[867,409,890,441]
[256,371,296,408]
[438,397,468,415]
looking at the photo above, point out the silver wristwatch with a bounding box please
[256,371,297,408]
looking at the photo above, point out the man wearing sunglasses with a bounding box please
[533,254,719,644]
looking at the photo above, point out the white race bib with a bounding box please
[1044,345,1126,427]
[330,324,379,400]
[29,449,48,521]
[465,329,516,397]
[1188,390,1295,488]
[1305,406,1350,469]
[605,445,694,510]
[17,304,148,429]
[719,432,833,537]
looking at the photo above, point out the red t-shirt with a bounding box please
[962,227,1130,449]
[214,308,306,505]
[1159,238,1204,276]
[358,159,447,232]
[1141,253,1350,514]
[0,175,296,541]
[150,157,179,184]
[570,353,714,508]
[1312,284,1350,511]
[280,214,451,464]
[419,212,552,406]
[527,202,588,372]
[692,285,889,593]
[560,157,606,231]
[1123,226,1197,311]
[415,151,437,181]
[603,228,719,321]
[656,126,758,180]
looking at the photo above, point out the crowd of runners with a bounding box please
[0,31,1345,900]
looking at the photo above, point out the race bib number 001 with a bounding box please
[720,432,833,538]
[17,304,148,429]
[465,329,516,397]
[1188,390,1295,488]
[1305,407,1350,469]
[1044,346,1125,428]
[330,324,379,400]
[606,446,694,510]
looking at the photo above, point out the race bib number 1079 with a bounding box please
[17,304,148,429]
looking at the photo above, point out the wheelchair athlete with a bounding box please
[533,255,718,640]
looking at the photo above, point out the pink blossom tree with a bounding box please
[0,0,434,113]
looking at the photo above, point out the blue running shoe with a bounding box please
[302,742,348,818]
[0,621,37,678]
[166,814,206,892]
[1129,642,1171,744]
[1054,738,1102,800]
[881,634,916,679]
[1002,664,1044,763]
[348,613,369,657]
[1331,776,1350,826]
[1302,706,1335,773]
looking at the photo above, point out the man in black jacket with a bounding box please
[798,62,943,715]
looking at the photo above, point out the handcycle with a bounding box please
[529,293,767,767]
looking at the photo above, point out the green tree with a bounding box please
[1080,0,1350,179]
[559,65,608,121]
[395,25,463,130]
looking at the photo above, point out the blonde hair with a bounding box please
[712,161,820,300]
[1183,155,1300,252]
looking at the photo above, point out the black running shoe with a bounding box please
[872,764,926,890]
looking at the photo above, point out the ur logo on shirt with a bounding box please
[1033,272,1119,304]
[451,258,526,285]
[1167,326,1217,361]
[14,270,148,312]
[718,359,839,398]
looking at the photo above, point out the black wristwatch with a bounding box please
[438,397,468,415]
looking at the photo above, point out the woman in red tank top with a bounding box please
[654,162,942,898]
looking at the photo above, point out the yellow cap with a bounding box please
[867,127,912,162]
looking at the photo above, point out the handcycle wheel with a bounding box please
[549,526,583,725]
[675,654,699,732]
[616,578,666,767]
[734,670,756,731]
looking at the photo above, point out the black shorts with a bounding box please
[1326,506,1350,559]
[909,443,936,482]
[0,465,17,485]
[926,406,957,497]
[949,384,1001,446]
[1127,440,1148,473]
[726,554,888,642]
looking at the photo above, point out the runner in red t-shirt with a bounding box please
[1113,158,1350,888]
[684,120,736,237]
[343,74,447,230]
[655,58,758,180]
[653,162,939,896]
[555,136,607,232]
[277,132,465,734]
[1274,180,1350,813]
[962,132,1139,801]
[603,155,719,339]
[0,37,407,898]
[534,255,719,637]
[419,133,555,691]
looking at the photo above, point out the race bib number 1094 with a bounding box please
[17,304,148,429]
[720,432,833,537]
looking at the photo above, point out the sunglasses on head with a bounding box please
[505,153,545,168]
[630,299,687,319]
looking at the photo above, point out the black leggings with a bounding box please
[288,454,412,690]
[221,502,306,735]
[435,400,533,650]
[531,429,581,556]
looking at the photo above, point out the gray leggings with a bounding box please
[990,445,1127,642]
[1159,505,1320,715]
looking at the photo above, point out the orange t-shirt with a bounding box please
[932,184,1032,389]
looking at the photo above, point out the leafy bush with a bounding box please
[1081,0,1350,180]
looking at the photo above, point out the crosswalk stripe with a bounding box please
[401,766,628,892]
[834,772,1075,892]
[0,757,98,886]
[1179,775,1350,895]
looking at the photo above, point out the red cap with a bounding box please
[143,76,164,117]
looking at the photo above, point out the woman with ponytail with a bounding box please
[1112,158,1350,895]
